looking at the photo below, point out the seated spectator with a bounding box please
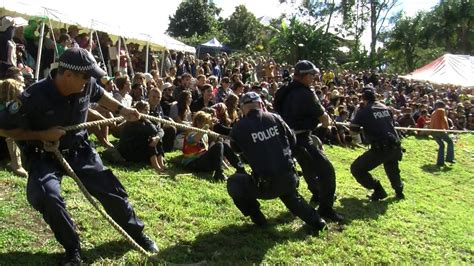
[191,84,215,113]
[118,101,166,173]
[211,103,232,136]
[181,111,245,181]
[160,82,175,116]
[225,93,240,125]
[113,76,133,108]
[131,83,145,103]
[169,90,192,124]
[148,88,176,152]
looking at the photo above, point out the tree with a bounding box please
[167,0,221,38]
[269,17,340,67]
[223,5,263,50]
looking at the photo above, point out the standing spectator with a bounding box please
[430,101,455,166]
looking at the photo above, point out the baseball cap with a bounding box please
[240,91,262,106]
[163,82,173,90]
[0,16,27,32]
[361,87,376,100]
[294,60,320,75]
[58,48,106,79]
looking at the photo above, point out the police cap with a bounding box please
[362,87,376,101]
[240,91,262,106]
[294,60,320,75]
[58,48,106,79]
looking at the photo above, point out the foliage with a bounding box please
[223,5,263,51]
[268,17,340,67]
[0,135,473,264]
[167,0,221,38]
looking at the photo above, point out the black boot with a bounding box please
[249,209,268,227]
[368,182,387,201]
[395,188,405,199]
[213,171,228,182]
[60,249,81,266]
[134,234,159,253]
[318,207,344,223]
[310,217,328,232]
[309,194,319,206]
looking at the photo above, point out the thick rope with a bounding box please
[334,121,474,134]
[41,141,152,258]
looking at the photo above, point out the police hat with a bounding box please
[58,48,106,79]
[361,87,376,101]
[240,91,262,106]
[294,60,320,75]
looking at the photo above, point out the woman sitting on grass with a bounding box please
[182,111,245,181]
[118,101,166,173]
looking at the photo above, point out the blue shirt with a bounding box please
[0,70,104,150]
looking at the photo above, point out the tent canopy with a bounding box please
[200,37,223,48]
[1,0,195,53]
[400,54,474,87]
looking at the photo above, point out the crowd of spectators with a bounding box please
[1,15,473,176]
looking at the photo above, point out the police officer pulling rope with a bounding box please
[227,92,327,231]
[274,60,343,223]
[349,87,405,201]
[0,48,158,265]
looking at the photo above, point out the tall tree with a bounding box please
[368,0,399,69]
[223,5,262,50]
[167,0,221,38]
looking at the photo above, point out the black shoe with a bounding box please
[213,172,228,182]
[368,184,388,201]
[250,210,268,227]
[235,167,247,175]
[318,208,344,223]
[60,249,81,266]
[310,217,328,232]
[134,234,158,253]
[446,160,456,164]
[395,190,405,199]
[436,163,445,167]
[309,195,319,206]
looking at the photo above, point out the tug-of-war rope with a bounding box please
[41,114,473,259]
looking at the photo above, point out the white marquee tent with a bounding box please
[399,54,474,88]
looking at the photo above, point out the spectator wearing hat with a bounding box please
[350,87,405,201]
[274,60,343,223]
[430,101,455,166]
[0,16,19,77]
[227,92,327,231]
[0,48,158,264]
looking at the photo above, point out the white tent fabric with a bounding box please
[200,38,223,48]
[400,54,474,87]
[1,0,195,53]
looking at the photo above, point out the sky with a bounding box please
[2,0,440,48]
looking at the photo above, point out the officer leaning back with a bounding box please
[350,87,405,201]
[227,92,327,232]
[0,48,158,265]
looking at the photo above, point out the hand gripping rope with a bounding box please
[41,114,229,260]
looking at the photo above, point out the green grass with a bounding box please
[0,135,473,264]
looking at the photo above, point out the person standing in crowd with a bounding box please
[430,100,455,166]
[227,92,327,231]
[274,60,343,223]
[0,48,158,265]
[350,87,405,201]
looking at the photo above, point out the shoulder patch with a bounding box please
[7,100,22,114]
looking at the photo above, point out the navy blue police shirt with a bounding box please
[230,109,296,178]
[0,69,104,150]
[274,80,325,131]
[351,102,399,145]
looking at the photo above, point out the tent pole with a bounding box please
[160,51,165,77]
[122,37,134,77]
[35,21,46,82]
[94,31,108,75]
[89,30,94,52]
[145,42,150,73]
[117,37,121,76]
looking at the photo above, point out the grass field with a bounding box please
[0,134,473,264]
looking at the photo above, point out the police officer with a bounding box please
[350,87,405,200]
[274,60,343,223]
[0,48,157,265]
[227,92,327,231]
